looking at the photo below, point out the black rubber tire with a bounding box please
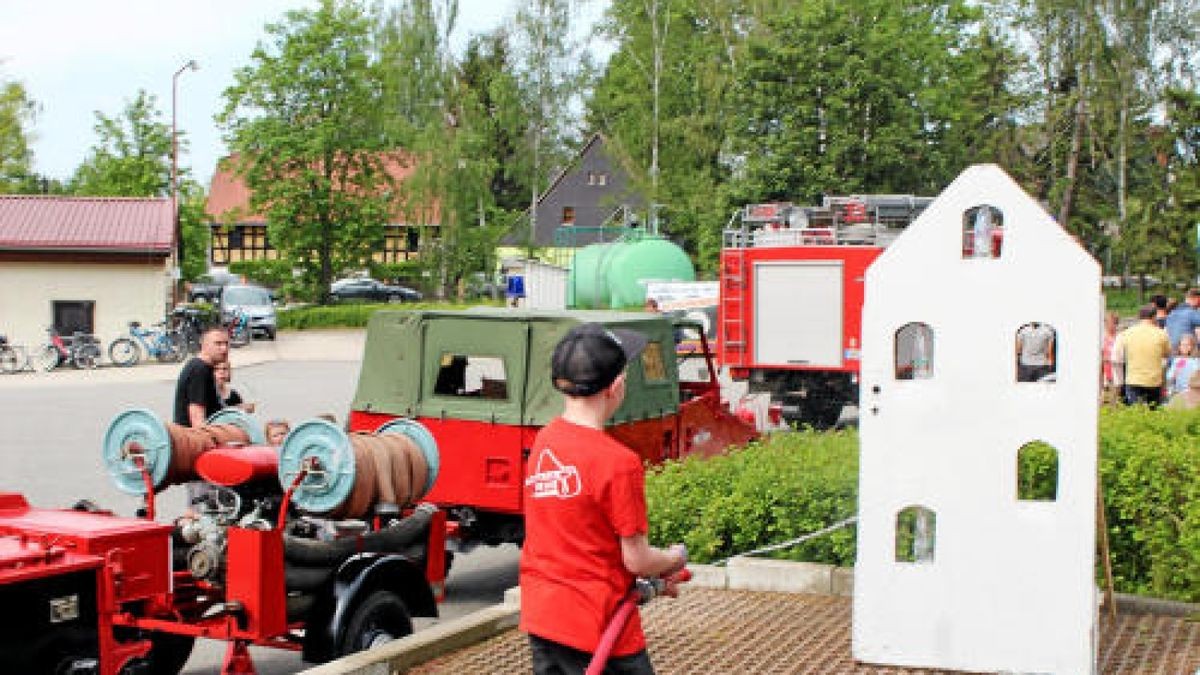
[109,338,141,367]
[335,590,412,656]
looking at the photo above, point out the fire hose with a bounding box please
[586,517,860,673]
[281,504,435,567]
[586,546,692,675]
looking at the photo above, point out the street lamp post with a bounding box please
[171,59,199,304]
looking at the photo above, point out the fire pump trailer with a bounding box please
[0,408,444,674]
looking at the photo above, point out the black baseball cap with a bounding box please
[551,323,649,396]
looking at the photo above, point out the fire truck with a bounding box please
[717,196,935,428]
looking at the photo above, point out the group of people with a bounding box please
[1103,288,1200,409]
[171,326,290,444]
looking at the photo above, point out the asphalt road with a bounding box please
[0,358,520,674]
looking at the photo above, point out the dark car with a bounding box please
[188,271,241,303]
[330,278,422,303]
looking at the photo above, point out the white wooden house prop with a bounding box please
[852,164,1101,673]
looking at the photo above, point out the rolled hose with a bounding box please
[281,505,433,568]
[102,408,261,494]
[284,542,425,592]
[278,419,439,519]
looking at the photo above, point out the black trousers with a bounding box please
[529,634,655,675]
[1124,385,1162,407]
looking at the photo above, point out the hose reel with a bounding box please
[102,408,265,495]
[277,418,440,519]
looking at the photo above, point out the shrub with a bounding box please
[1099,405,1200,601]
[646,406,1200,602]
[645,429,858,566]
[276,300,500,330]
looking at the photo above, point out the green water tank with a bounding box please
[566,243,616,309]
[568,238,695,309]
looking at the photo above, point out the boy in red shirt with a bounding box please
[520,322,688,674]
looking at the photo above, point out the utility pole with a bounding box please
[171,59,199,305]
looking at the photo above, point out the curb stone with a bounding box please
[300,604,520,675]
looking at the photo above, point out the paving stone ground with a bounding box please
[410,588,1200,674]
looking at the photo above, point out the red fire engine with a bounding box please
[718,196,935,428]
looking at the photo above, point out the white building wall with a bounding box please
[0,260,170,348]
[853,165,1100,673]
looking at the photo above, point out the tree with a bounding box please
[512,0,589,246]
[460,31,532,213]
[177,180,211,282]
[218,0,394,302]
[69,90,173,196]
[726,1,995,203]
[590,0,759,265]
[0,70,37,193]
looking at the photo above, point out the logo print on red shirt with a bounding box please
[525,449,581,499]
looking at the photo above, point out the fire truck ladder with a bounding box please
[720,247,749,365]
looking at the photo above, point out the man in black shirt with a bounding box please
[173,327,230,426]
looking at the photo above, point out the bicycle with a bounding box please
[171,306,208,355]
[109,321,184,367]
[225,308,252,348]
[0,335,31,374]
[37,328,102,371]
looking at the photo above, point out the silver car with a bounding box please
[220,284,277,340]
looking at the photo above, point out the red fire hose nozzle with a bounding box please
[586,551,692,675]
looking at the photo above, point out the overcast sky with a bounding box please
[0,0,607,188]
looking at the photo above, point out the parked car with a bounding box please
[220,284,277,340]
[187,271,241,303]
[330,278,422,303]
[465,272,502,300]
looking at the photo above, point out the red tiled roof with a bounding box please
[0,195,173,253]
[206,153,436,224]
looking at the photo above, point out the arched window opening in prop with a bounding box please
[895,323,934,380]
[895,506,937,563]
[1015,322,1057,383]
[1017,441,1059,501]
[962,205,1004,259]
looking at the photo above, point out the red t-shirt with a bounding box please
[519,417,649,655]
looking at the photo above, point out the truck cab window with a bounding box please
[434,354,508,399]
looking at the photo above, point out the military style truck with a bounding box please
[347,308,758,547]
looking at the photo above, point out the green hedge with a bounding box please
[645,429,859,566]
[1099,406,1200,601]
[646,406,1200,602]
[277,300,500,330]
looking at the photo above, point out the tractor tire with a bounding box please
[335,590,412,656]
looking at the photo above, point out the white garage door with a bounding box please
[753,261,843,367]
